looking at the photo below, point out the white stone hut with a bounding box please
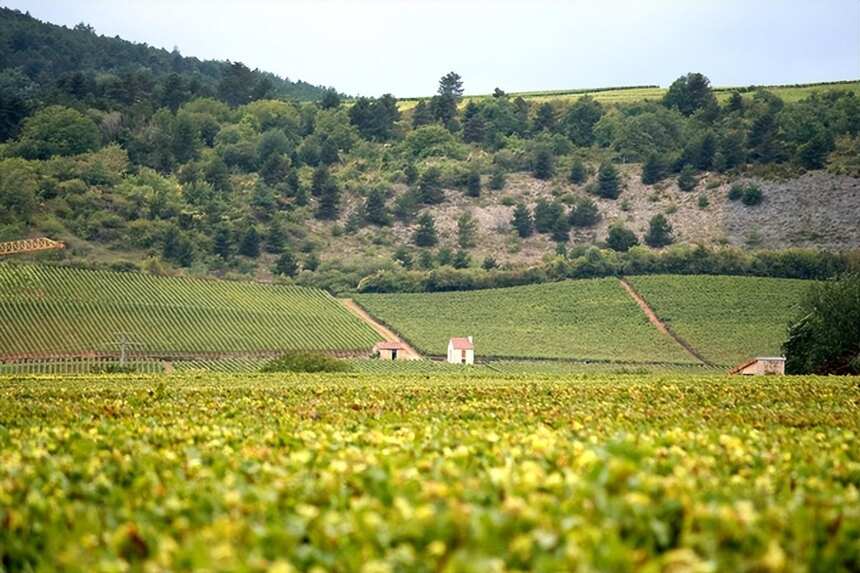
[447,336,474,365]
[729,356,785,376]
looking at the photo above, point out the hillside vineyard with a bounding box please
[0,265,381,355]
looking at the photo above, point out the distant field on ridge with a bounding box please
[396,80,860,109]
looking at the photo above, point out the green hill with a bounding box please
[0,264,380,355]
[0,7,329,106]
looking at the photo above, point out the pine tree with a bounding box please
[489,165,506,190]
[452,249,470,269]
[466,169,481,197]
[569,198,599,228]
[418,167,444,204]
[641,153,666,184]
[532,147,554,180]
[533,103,556,132]
[457,212,477,249]
[597,162,621,199]
[212,225,232,259]
[238,226,261,258]
[411,100,434,128]
[364,189,390,226]
[568,159,587,184]
[311,166,329,197]
[320,138,339,165]
[645,214,674,247]
[315,179,341,220]
[551,213,570,243]
[511,203,533,238]
[462,101,484,143]
[533,200,564,233]
[394,189,419,223]
[413,213,438,247]
[266,222,286,254]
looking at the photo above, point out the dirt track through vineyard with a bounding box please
[339,299,422,359]
[618,278,713,366]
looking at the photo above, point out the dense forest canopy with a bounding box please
[1,7,858,292]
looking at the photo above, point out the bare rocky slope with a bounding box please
[311,167,860,267]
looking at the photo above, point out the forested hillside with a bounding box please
[0,6,331,140]
[1,7,858,292]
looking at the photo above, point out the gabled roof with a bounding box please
[374,341,406,351]
[449,337,473,350]
[728,356,786,374]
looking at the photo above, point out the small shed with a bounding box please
[374,341,408,361]
[729,356,786,376]
[447,336,474,365]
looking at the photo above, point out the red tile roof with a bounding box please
[449,337,474,350]
[374,341,406,351]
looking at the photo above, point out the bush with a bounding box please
[569,198,600,228]
[728,183,744,201]
[260,351,352,373]
[606,225,639,252]
[677,165,697,192]
[741,184,763,206]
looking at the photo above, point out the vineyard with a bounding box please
[355,278,698,363]
[1,373,857,571]
[356,276,814,366]
[0,264,381,356]
[626,275,809,366]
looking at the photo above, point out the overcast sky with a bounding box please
[5,0,859,96]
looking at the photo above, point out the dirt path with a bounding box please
[340,299,422,359]
[617,278,713,366]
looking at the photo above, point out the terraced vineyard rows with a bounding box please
[0,265,381,355]
[1,374,857,571]
[356,278,695,363]
[627,275,810,366]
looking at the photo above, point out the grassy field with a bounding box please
[0,264,381,355]
[355,278,696,364]
[627,275,810,366]
[1,373,857,571]
[397,80,860,110]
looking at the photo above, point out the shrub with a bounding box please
[742,184,763,206]
[260,351,352,373]
[569,198,600,228]
[728,183,744,201]
[677,165,698,192]
[606,225,639,252]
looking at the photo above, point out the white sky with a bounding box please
[5,0,860,96]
